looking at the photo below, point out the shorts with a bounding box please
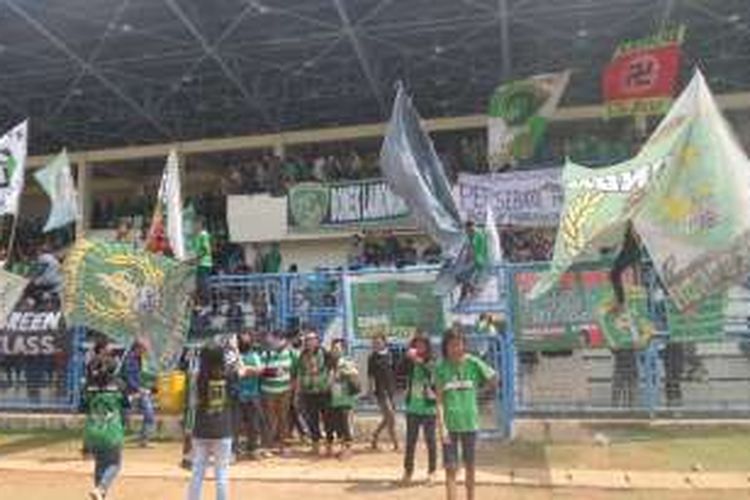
[442,431,477,470]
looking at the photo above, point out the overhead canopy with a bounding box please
[530,70,750,310]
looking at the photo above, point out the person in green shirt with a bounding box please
[435,329,497,500]
[324,338,359,459]
[295,331,331,456]
[401,333,437,485]
[262,242,282,273]
[193,218,213,300]
[458,220,489,302]
[260,332,296,456]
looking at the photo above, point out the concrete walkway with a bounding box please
[1,456,749,491]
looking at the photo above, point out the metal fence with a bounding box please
[0,326,85,411]
[4,262,750,435]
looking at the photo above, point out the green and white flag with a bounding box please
[487,71,569,170]
[0,120,29,215]
[0,269,29,329]
[62,239,195,370]
[34,149,78,232]
[530,70,750,310]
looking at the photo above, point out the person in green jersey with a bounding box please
[325,338,360,459]
[193,218,213,300]
[260,331,295,456]
[401,333,437,485]
[295,331,331,456]
[436,330,497,500]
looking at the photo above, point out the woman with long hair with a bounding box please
[401,333,437,485]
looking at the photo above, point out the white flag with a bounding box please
[0,120,28,216]
[485,204,503,265]
[0,269,28,329]
[34,149,78,232]
[158,149,186,260]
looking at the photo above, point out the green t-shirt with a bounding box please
[297,349,329,394]
[330,358,358,409]
[436,354,495,432]
[469,230,488,269]
[260,348,295,395]
[406,361,437,416]
[194,230,213,269]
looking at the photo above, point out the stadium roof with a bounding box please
[1,0,749,154]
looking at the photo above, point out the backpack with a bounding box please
[84,390,125,451]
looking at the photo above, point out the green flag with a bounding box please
[62,239,195,370]
[0,269,29,328]
[34,149,78,232]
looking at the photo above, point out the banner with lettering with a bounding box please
[512,264,723,351]
[288,179,411,231]
[603,26,684,117]
[0,310,68,357]
[349,271,445,339]
[457,169,563,227]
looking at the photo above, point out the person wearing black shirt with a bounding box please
[609,222,642,313]
[367,333,399,451]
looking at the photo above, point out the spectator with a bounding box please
[368,333,399,451]
[296,331,330,456]
[436,330,497,500]
[83,345,127,500]
[325,338,359,459]
[260,331,295,456]
[29,243,63,302]
[122,339,155,447]
[193,218,214,300]
[402,334,437,485]
[262,242,282,274]
[236,331,267,459]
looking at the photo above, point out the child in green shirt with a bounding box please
[435,330,497,500]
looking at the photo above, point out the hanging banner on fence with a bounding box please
[513,264,726,351]
[487,71,570,169]
[0,310,67,356]
[288,179,411,231]
[603,26,684,117]
[457,169,563,227]
[349,272,446,339]
[62,239,195,369]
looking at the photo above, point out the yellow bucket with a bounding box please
[157,371,186,415]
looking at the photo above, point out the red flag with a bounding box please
[603,44,681,102]
[145,205,172,256]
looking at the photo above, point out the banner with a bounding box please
[632,71,750,310]
[512,264,723,351]
[288,179,410,231]
[34,149,78,232]
[0,120,28,215]
[603,26,684,117]
[63,239,195,369]
[0,310,67,356]
[350,272,446,339]
[487,71,569,169]
[457,169,563,227]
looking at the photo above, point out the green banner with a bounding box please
[350,273,445,339]
[512,264,723,351]
[288,179,410,231]
[63,239,195,369]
